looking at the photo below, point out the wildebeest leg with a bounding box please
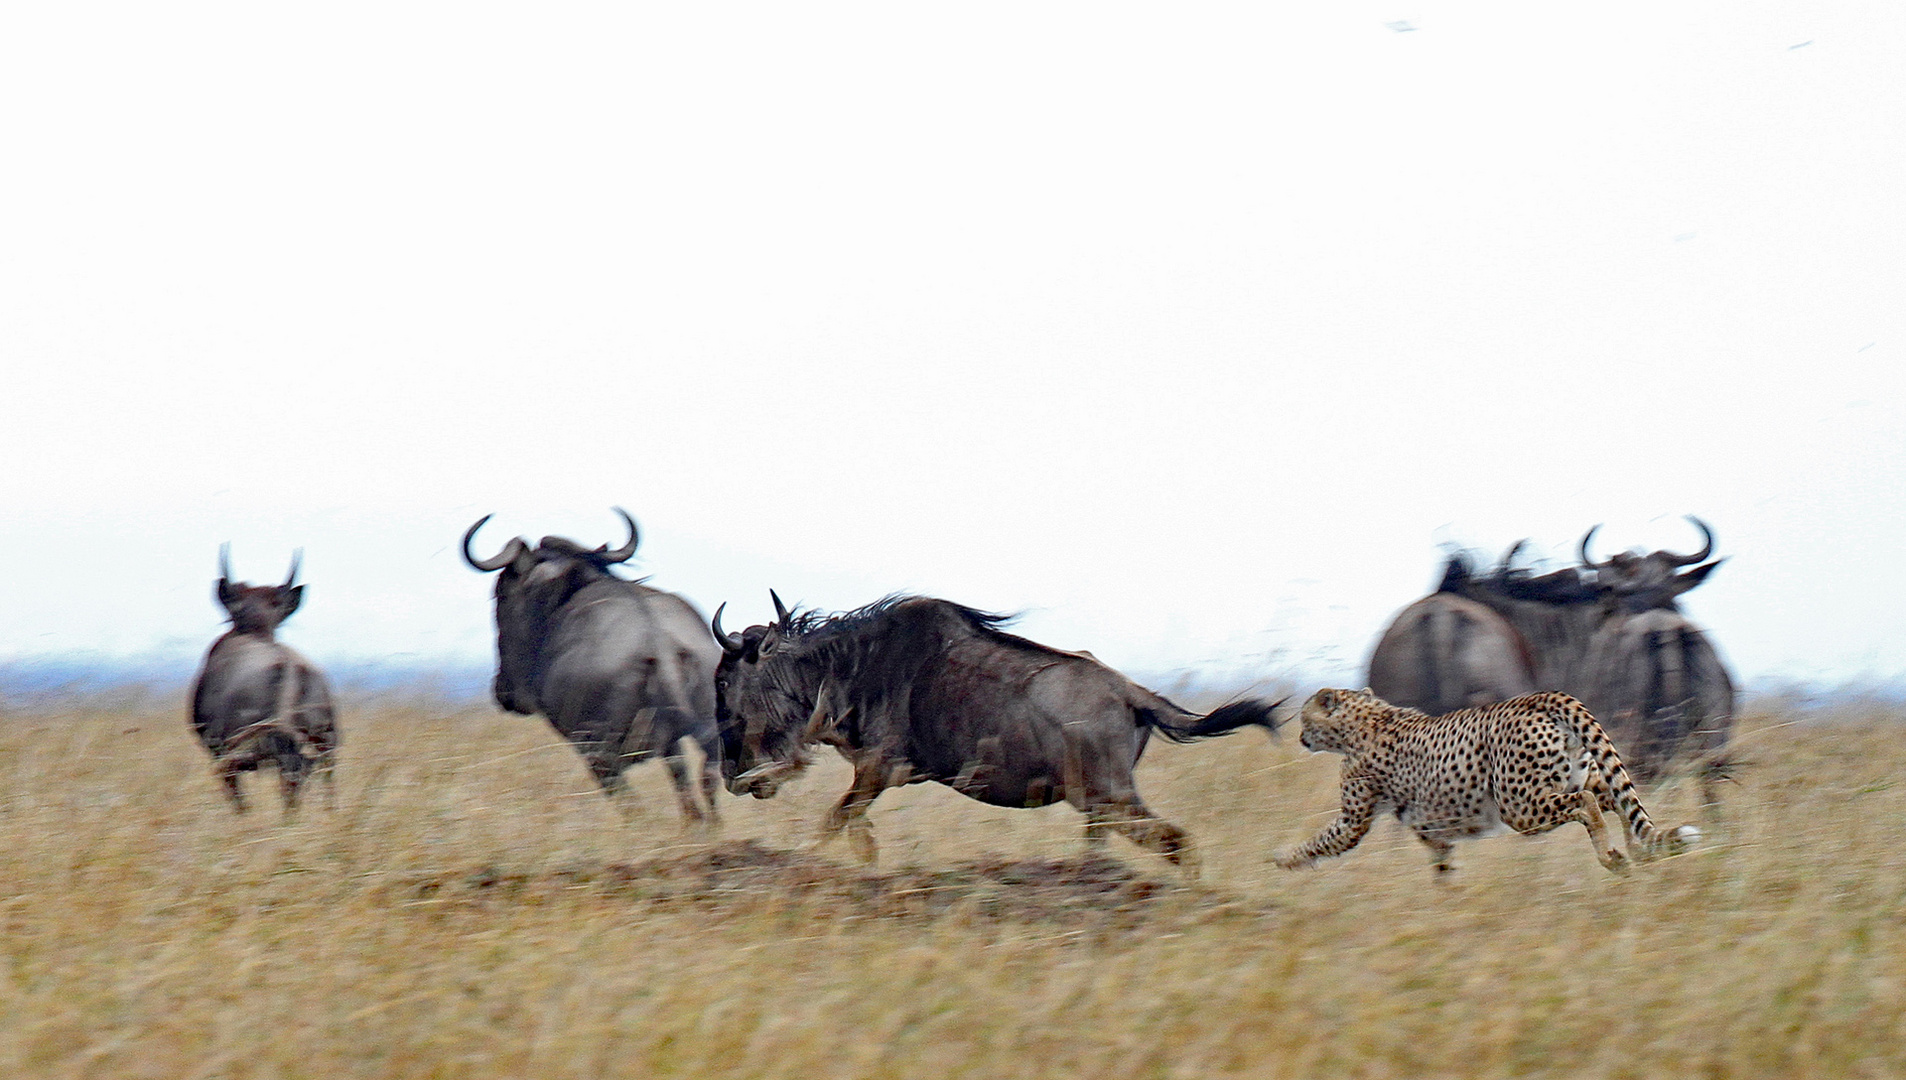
[1056,721,1195,873]
[819,759,889,866]
[697,743,723,828]
[1094,800,1199,877]
[315,750,338,810]
[584,751,628,796]
[1697,766,1729,822]
[1053,721,1192,871]
[580,749,641,823]
[1082,807,1113,853]
[274,739,311,814]
[278,760,305,814]
[662,745,708,827]
[215,761,249,813]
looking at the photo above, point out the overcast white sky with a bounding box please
[2,2,1901,690]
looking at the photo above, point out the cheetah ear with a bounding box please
[1358,687,1373,696]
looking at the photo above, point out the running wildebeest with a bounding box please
[710,593,1281,870]
[189,547,338,813]
[1366,517,1735,803]
[461,508,723,823]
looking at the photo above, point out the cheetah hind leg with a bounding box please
[1567,790,1628,873]
[1519,790,1628,874]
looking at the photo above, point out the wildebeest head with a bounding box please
[1577,516,1724,614]
[461,508,640,715]
[710,590,817,798]
[215,545,304,636]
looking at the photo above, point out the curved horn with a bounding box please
[597,507,639,564]
[283,549,303,588]
[1577,524,1602,567]
[1496,539,1527,574]
[711,603,744,653]
[461,514,528,572]
[218,542,233,582]
[770,589,792,627]
[1668,515,1715,566]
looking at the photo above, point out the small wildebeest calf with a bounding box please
[189,546,338,812]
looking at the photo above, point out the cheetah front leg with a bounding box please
[1276,774,1378,869]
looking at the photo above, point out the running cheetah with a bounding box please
[1275,688,1697,876]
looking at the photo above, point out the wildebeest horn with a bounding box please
[597,507,639,564]
[1578,524,1602,566]
[770,590,792,626]
[1668,516,1715,566]
[218,542,233,582]
[461,514,529,572]
[711,603,744,653]
[283,549,302,589]
[1497,539,1527,574]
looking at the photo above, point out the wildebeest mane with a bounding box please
[769,595,1276,744]
[1487,567,1601,605]
[780,593,1023,649]
[1437,549,1601,606]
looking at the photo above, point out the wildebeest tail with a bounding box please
[1145,698,1284,744]
[221,660,308,756]
[223,718,308,760]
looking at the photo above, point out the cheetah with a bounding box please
[1275,688,1698,876]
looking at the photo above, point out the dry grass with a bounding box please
[2,695,1903,1079]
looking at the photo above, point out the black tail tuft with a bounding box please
[1150,698,1286,745]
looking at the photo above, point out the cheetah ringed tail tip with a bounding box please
[1669,824,1701,851]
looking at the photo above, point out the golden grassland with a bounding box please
[2,693,1903,1079]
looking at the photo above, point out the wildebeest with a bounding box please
[461,508,723,823]
[1366,518,1735,802]
[1573,520,1734,796]
[189,547,339,813]
[1364,553,1537,716]
[710,593,1281,870]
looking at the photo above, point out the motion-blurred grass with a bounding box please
[1,694,1900,1078]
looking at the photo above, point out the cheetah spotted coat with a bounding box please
[1277,689,1696,875]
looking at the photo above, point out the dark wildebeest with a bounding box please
[189,547,339,813]
[1364,552,1538,716]
[710,593,1281,871]
[1366,518,1735,803]
[461,508,723,824]
[1573,519,1734,796]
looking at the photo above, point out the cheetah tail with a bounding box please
[1559,697,1696,859]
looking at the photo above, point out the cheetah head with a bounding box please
[1296,687,1382,754]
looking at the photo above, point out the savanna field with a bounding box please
[2,692,1902,1079]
